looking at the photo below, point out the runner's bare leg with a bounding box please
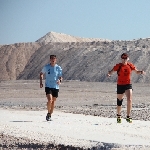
[50,97,56,114]
[46,94,52,114]
[125,89,132,116]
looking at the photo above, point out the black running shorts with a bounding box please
[117,84,132,94]
[45,87,59,97]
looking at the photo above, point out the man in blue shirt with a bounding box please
[40,55,62,121]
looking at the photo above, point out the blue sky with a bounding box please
[0,0,150,44]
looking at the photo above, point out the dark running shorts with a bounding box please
[45,87,59,97]
[117,84,132,94]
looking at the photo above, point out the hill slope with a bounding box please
[36,31,111,44]
[0,32,150,83]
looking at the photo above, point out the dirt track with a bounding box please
[0,80,150,150]
[0,80,150,120]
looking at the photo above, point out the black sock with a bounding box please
[117,114,121,117]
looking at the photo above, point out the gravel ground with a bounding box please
[0,134,85,150]
[0,80,150,150]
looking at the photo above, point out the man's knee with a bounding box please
[46,94,52,100]
[127,98,132,102]
[117,98,123,106]
[47,100,53,105]
[52,97,56,101]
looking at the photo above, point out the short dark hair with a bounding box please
[121,53,128,58]
[50,55,56,59]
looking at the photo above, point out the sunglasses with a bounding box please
[121,57,128,59]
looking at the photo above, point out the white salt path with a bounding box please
[0,109,150,149]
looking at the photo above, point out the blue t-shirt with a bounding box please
[41,64,62,89]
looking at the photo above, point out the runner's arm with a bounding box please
[107,69,115,77]
[133,68,146,75]
[40,72,44,88]
[57,66,63,84]
[57,76,63,85]
[59,76,63,82]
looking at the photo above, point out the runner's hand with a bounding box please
[141,71,146,75]
[40,83,43,88]
[107,71,111,77]
[57,79,61,85]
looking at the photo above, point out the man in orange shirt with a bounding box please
[107,53,145,123]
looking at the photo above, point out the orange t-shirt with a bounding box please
[113,63,136,85]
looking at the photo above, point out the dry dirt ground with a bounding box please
[0,80,150,150]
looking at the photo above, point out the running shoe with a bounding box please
[117,117,121,123]
[117,114,121,123]
[46,113,51,121]
[126,117,132,123]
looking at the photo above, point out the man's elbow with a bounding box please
[40,73,43,78]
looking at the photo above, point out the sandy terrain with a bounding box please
[0,80,150,149]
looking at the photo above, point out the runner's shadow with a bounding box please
[10,121,33,122]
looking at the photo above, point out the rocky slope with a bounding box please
[36,31,111,44]
[0,32,150,82]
